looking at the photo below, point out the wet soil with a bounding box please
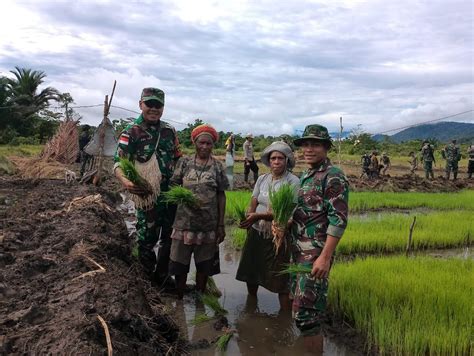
[0,177,186,355]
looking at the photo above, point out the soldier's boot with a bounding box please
[425,171,429,179]
[430,172,434,180]
[244,173,249,183]
[453,172,458,180]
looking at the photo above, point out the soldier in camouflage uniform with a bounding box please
[441,139,461,180]
[273,124,349,353]
[420,140,435,179]
[381,152,391,176]
[468,144,474,179]
[408,151,418,175]
[114,88,182,284]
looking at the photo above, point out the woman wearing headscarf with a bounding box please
[169,124,229,299]
[236,141,299,310]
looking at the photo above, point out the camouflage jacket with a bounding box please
[442,144,461,162]
[421,144,435,162]
[171,156,229,232]
[292,159,349,249]
[114,115,182,186]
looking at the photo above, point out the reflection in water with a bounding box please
[161,243,360,356]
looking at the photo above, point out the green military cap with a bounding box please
[141,87,165,105]
[294,124,332,147]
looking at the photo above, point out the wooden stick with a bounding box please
[97,315,113,356]
[406,216,416,257]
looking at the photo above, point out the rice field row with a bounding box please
[225,190,474,219]
[228,210,472,254]
[329,256,473,355]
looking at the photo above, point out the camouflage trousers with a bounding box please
[290,236,332,336]
[445,160,458,178]
[423,161,434,179]
[136,193,176,279]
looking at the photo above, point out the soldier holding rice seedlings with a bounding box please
[168,124,229,299]
[114,87,182,286]
[420,140,435,179]
[236,141,299,310]
[273,124,349,354]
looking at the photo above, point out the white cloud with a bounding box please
[0,0,472,136]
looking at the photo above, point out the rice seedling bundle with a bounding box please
[162,186,199,207]
[190,313,214,326]
[216,332,233,351]
[279,263,312,275]
[118,158,150,192]
[200,293,228,316]
[329,256,472,355]
[269,183,297,253]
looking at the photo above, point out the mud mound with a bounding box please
[347,175,474,192]
[0,178,186,355]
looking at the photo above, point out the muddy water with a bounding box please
[162,243,361,356]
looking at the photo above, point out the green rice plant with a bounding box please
[268,183,297,228]
[190,313,215,325]
[329,256,473,355]
[279,263,312,275]
[205,276,222,298]
[350,190,474,212]
[216,332,233,352]
[338,211,473,255]
[230,228,247,250]
[118,157,151,192]
[162,186,199,207]
[225,191,251,221]
[200,293,227,315]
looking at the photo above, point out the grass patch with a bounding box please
[338,211,472,254]
[329,256,473,355]
[230,228,247,250]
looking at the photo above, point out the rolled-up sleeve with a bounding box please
[324,172,349,238]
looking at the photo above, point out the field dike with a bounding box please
[0,178,186,355]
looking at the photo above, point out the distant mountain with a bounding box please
[373,122,474,143]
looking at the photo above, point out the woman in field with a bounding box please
[236,141,299,310]
[169,124,229,299]
[273,124,349,354]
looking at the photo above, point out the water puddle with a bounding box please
[162,244,361,355]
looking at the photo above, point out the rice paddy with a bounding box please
[329,256,473,356]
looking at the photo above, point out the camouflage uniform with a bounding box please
[381,154,391,175]
[291,158,349,336]
[409,155,418,174]
[360,154,371,178]
[468,145,474,178]
[114,115,181,277]
[420,143,435,179]
[442,143,461,179]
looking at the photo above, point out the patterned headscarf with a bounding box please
[191,124,219,143]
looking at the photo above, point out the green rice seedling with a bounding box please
[338,211,473,255]
[205,276,222,298]
[200,293,228,315]
[190,313,215,325]
[216,332,233,352]
[279,263,312,275]
[231,228,247,250]
[162,186,199,207]
[118,158,149,190]
[234,204,247,223]
[329,256,472,355]
[225,191,251,221]
[269,183,297,227]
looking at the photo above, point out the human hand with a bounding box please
[216,226,226,245]
[239,213,259,229]
[311,255,331,279]
[122,178,149,196]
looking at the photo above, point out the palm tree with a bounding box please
[7,67,60,136]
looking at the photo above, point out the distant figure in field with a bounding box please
[369,151,380,178]
[442,139,461,180]
[225,134,235,189]
[243,133,259,185]
[408,151,418,175]
[360,152,371,178]
[468,143,474,179]
[79,125,93,177]
[381,152,391,176]
[420,140,436,179]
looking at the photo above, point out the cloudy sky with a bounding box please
[0,0,472,135]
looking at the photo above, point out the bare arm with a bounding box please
[239,197,273,229]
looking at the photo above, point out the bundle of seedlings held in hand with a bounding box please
[269,183,297,254]
[279,263,312,275]
[162,186,199,208]
[119,158,152,195]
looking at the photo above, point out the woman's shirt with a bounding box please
[171,156,229,233]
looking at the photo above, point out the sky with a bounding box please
[0,0,472,136]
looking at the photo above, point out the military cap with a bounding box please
[141,87,165,105]
[294,124,332,147]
